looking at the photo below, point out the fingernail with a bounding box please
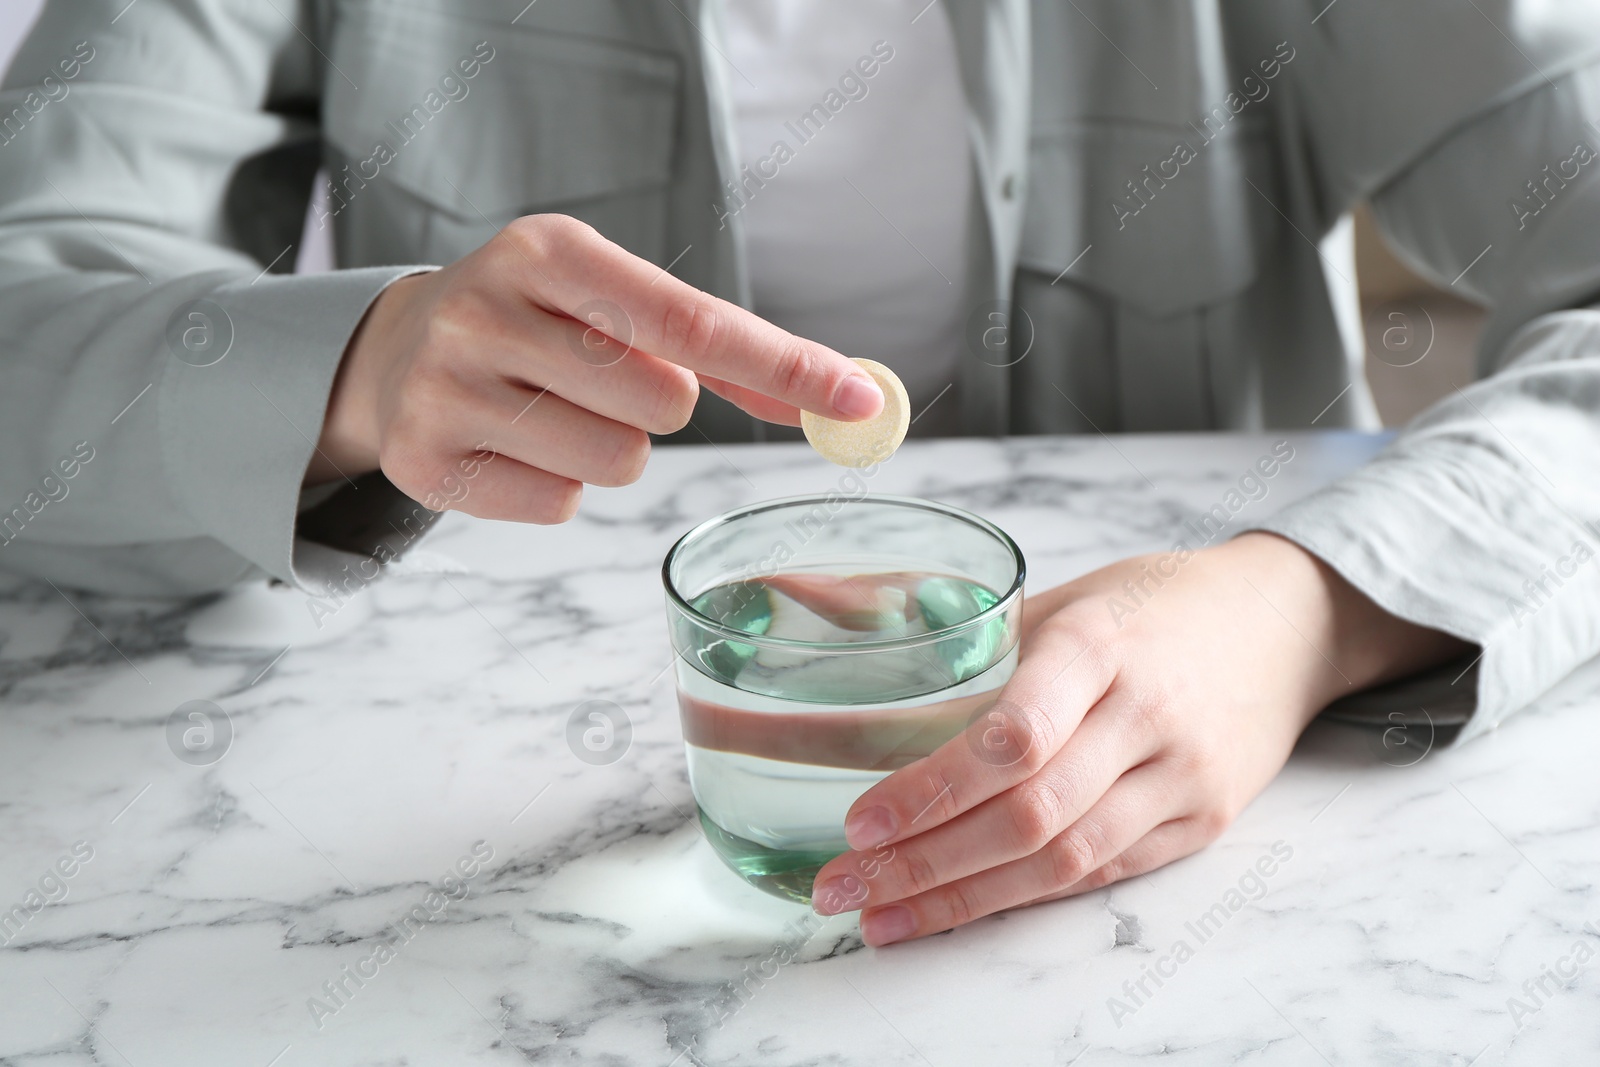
[833,374,884,419]
[861,905,915,946]
[811,877,851,915]
[844,806,897,850]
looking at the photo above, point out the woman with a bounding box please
[1,0,1595,945]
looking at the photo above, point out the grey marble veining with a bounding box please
[1,432,1596,1066]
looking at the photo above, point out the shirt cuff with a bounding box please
[159,265,438,595]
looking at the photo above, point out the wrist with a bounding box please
[1218,531,1471,711]
[307,276,420,485]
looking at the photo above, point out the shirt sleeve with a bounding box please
[1246,4,1600,744]
[0,0,436,598]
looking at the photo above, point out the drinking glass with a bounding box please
[662,494,1025,903]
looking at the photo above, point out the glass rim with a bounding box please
[660,493,1027,653]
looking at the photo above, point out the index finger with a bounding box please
[837,625,1115,850]
[514,216,885,421]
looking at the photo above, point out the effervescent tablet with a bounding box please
[802,358,910,468]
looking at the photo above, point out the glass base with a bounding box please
[697,806,845,905]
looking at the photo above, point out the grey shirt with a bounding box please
[2,0,1599,745]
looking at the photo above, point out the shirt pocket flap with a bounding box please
[324,4,682,216]
[1019,122,1274,317]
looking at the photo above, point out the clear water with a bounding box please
[677,570,1016,903]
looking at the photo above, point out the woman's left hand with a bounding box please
[809,532,1469,945]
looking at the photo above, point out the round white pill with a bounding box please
[801,359,910,468]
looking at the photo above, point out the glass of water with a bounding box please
[662,494,1025,903]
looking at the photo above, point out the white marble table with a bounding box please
[2,432,1597,1066]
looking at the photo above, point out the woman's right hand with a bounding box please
[309,214,885,516]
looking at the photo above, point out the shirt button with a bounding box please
[1000,174,1018,201]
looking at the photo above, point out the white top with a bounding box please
[722,0,974,434]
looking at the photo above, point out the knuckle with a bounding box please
[896,846,941,899]
[1181,738,1224,781]
[553,213,599,242]
[1010,701,1057,775]
[1161,728,1223,786]
[660,298,722,359]
[1008,782,1066,852]
[922,765,962,824]
[1053,607,1121,682]
[776,339,825,401]
[1042,760,1090,823]
[501,215,551,259]
[1045,827,1102,889]
[510,213,589,256]
[1115,684,1174,741]
[554,219,603,261]
[1079,855,1125,893]
[1193,806,1232,842]
[941,879,984,929]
